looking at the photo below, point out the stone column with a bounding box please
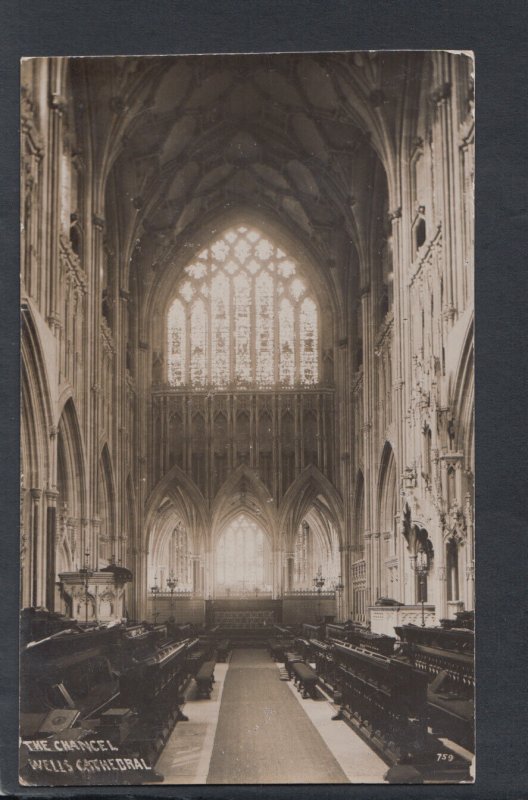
[203,549,213,598]
[364,532,373,608]
[435,563,448,623]
[192,555,201,595]
[430,67,459,319]
[30,488,42,607]
[372,532,381,602]
[284,551,294,593]
[45,489,59,611]
[46,67,66,330]
[464,492,475,610]
[273,549,283,599]
[339,544,352,621]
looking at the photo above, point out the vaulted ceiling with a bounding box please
[72,52,417,309]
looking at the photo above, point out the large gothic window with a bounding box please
[150,521,192,592]
[215,514,271,595]
[167,226,319,388]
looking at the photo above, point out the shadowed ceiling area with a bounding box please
[72,53,407,303]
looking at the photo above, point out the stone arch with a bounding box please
[144,463,209,554]
[55,398,88,594]
[279,464,344,549]
[376,443,399,598]
[21,305,54,607]
[211,465,277,546]
[145,207,339,361]
[21,306,53,489]
[147,503,197,592]
[451,317,474,467]
[301,505,340,578]
[377,442,397,535]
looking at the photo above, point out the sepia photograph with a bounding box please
[19,50,474,786]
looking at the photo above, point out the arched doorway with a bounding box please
[215,513,272,598]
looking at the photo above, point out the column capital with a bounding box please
[30,488,42,501]
[49,93,67,113]
[388,206,402,223]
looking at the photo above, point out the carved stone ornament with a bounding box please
[401,504,412,545]
[403,466,417,489]
[444,501,466,543]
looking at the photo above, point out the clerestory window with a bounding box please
[167,225,319,388]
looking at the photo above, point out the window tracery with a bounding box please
[167,226,319,388]
[215,514,271,594]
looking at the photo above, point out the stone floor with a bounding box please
[154,648,387,784]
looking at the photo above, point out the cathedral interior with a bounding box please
[20,51,475,785]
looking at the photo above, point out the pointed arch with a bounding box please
[451,316,474,466]
[146,208,336,376]
[210,464,277,542]
[55,398,88,581]
[56,397,88,517]
[377,442,397,534]
[21,305,54,489]
[279,464,344,547]
[144,462,209,553]
[21,305,56,607]
[164,223,321,388]
[147,505,195,593]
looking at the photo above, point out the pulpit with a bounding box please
[59,566,132,623]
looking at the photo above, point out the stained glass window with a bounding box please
[215,513,271,594]
[190,299,207,386]
[279,298,295,386]
[167,299,186,385]
[300,297,318,385]
[167,225,319,388]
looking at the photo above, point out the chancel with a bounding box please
[20,51,474,785]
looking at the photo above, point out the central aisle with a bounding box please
[206,648,349,784]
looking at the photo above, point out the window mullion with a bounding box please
[295,302,301,385]
[185,302,191,386]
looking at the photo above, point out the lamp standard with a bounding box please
[78,550,93,626]
[166,572,178,616]
[151,575,160,624]
[415,546,429,628]
[313,567,325,622]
